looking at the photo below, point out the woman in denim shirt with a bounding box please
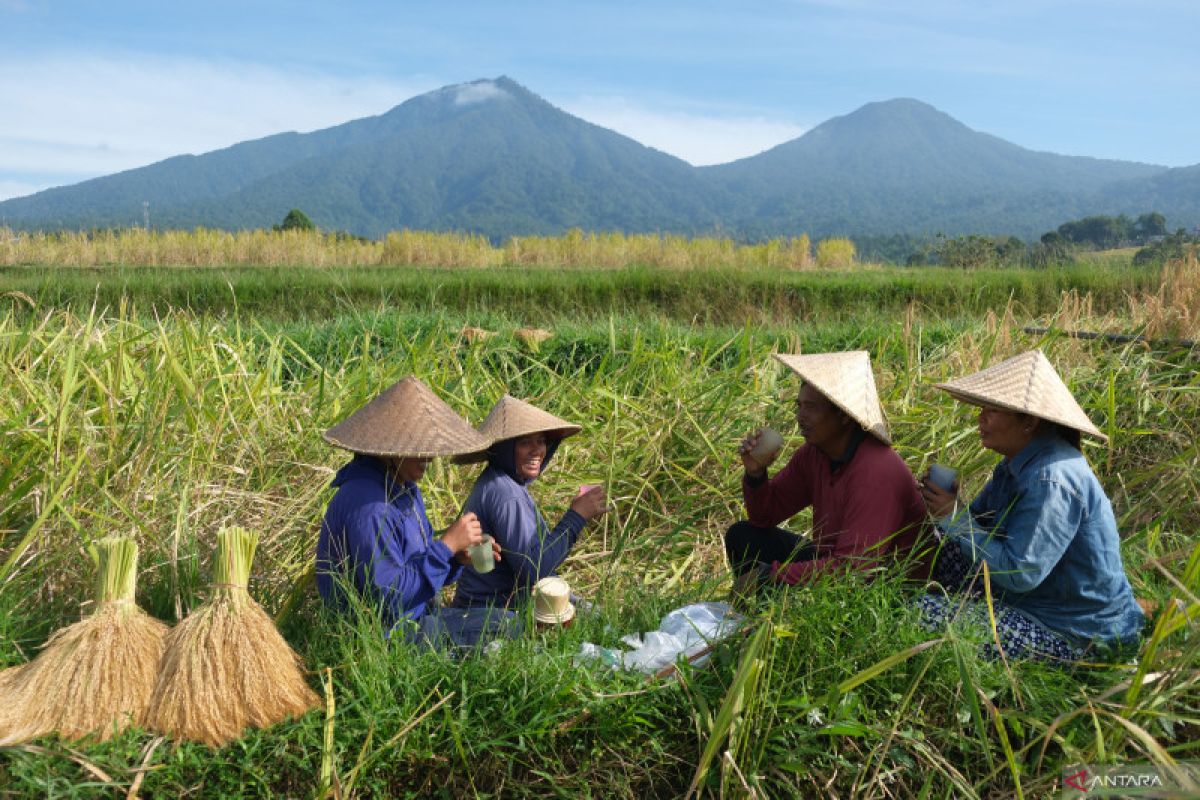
[918,350,1144,662]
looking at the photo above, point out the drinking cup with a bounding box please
[469,535,495,573]
[927,464,958,492]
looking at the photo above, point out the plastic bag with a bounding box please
[578,601,744,674]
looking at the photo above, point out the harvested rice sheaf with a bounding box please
[0,537,168,744]
[145,526,319,746]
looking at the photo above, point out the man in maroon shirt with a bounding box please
[725,351,926,594]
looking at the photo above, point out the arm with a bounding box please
[490,497,585,590]
[940,476,1082,594]
[344,503,460,619]
[743,449,813,528]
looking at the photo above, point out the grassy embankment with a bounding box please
[0,254,1196,797]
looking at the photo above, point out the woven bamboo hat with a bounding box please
[455,395,581,464]
[773,351,891,444]
[323,376,492,458]
[934,349,1107,441]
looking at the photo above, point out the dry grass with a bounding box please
[144,527,319,747]
[1129,250,1200,340]
[0,538,167,744]
[0,226,842,271]
[0,604,168,744]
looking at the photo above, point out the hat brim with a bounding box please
[533,603,576,625]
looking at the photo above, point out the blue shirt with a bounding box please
[316,456,461,632]
[940,433,1144,647]
[453,464,586,607]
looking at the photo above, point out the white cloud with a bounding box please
[453,80,508,106]
[559,95,807,166]
[0,53,437,194]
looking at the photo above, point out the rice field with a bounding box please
[0,253,1197,798]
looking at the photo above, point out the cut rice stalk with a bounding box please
[0,536,168,744]
[145,526,319,746]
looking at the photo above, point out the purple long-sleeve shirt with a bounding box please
[316,455,461,632]
[453,464,585,607]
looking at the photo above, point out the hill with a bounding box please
[2,79,1196,239]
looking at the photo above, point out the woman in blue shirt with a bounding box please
[919,350,1144,662]
[316,376,505,646]
[453,395,608,611]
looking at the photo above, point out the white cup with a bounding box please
[748,427,784,462]
[927,464,958,492]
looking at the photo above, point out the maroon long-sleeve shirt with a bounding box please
[743,435,926,584]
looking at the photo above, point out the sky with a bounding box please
[2,0,1198,202]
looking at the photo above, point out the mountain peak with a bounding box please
[439,77,519,107]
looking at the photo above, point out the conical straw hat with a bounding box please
[456,395,581,464]
[773,351,891,444]
[934,349,1107,441]
[323,376,491,458]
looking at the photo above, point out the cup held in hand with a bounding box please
[748,427,784,463]
[927,464,958,492]
[469,535,495,573]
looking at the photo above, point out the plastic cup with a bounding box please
[469,535,495,573]
[927,464,958,492]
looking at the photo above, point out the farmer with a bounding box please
[452,395,608,611]
[725,351,927,594]
[315,375,511,648]
[918,350,1144,662]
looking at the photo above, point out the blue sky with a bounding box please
[2,0,1197,201]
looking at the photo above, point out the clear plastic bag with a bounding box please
[578,601,744,674]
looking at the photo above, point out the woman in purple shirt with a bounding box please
[316,376,502,646]
[919,350,1144,662]
[453,395,609,610]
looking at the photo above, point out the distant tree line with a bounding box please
[861,211,1195,268]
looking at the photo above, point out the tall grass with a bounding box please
[2,227,820,271]
[0,286,1196,796]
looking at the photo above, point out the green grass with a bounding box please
[0,291,1196,797]
[0,261,1162,324]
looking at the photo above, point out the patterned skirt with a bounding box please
[916,539,1085,664]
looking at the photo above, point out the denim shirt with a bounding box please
[939,433,1144,647]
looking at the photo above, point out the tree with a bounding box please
[275,208,315,232]
[1134,212,1167,241]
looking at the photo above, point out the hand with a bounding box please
[441,512,483,555]
[738,428,778,477]
[570,485,609,521]
[919,471,959,519]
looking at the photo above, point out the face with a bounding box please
[513,434,549,481]
[393,457,431,483]
[794,384,853,453]
[976,406,1036,457]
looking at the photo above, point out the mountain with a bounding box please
[702,99,1168,237]
[1,80,1196,240]
[0,77,726,239]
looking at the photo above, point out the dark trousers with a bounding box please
[724,520,818,577]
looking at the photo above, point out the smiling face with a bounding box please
[513,433,549,481]
[794,383,855,457]
[976,405,1037,458]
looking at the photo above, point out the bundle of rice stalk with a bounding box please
[0,536,168,744]
[145,526,319,746]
